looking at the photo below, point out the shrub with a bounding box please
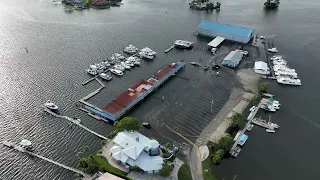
[159,165,171,177]
[212,149,224,164]
[218,134,234,151]
[251,93,262,105]
[260,82,269,93]
[230,113,243,128]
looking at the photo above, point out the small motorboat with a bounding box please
[99,73,112,81]
[266,129,275,133]
[44,100,58,111]
[110,69,124,76]
[268,47,278,53]
[142,122,151,129]
[261,104,276,112]
[190,62,200,66]
[18,139,35,152]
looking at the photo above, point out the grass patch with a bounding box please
[93,155,128,177]
[177,164,192,180]
[202,157,217,180]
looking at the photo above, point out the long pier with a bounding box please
[229,101,263,157]
[2,142,91,179]
[44,108,108,140]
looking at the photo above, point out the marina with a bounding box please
[83,60,186,121]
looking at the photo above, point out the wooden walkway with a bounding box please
[44,108,108,140]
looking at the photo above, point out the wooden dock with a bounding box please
[2,141,91,179]
[81,76,97,86]
[44,107,108,140]
[229,101,263,157]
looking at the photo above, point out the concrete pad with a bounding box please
[232,100,250,114]
[209,118,231,143]
[199,145,210,161]
[243,92,255,101]
[226,111,235,119]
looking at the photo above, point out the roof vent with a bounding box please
[136,137,139,142]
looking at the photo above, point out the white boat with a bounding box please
[268,47,278,53]
[120,62,131,70]
[140,47,157,56]
[101,61,111,67]
[275,71,298,78]
[44,100,59,111]
[86,68,97,76]
[113,64,125,71]
[139,51,155,60]
[268,122,280,129]
[273,60,287,66]
[270,55,282,60]
[125,60,134,67]
[110,53,126,62]
[261,104,276,112]
[174,40,194,49]
[18,139,35,151]
[110,69,123,76]
[99,73,112,81]
[127,56,141,65]
[277,77,301,86]
[124,44,138,54]
[266,129,275,133]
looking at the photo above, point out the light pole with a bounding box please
[210,100,214,113]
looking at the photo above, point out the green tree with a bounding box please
[115,117,139,132]
[251,93,262,105]
[230,113,243,128]
[159,165,171,177]
[79,154,99,174]
[260,82,269,93]
[212,149,224,164]
[218,134,234,151]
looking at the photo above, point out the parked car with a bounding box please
[142,122,151,129]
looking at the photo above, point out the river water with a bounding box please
[0,0,319,179]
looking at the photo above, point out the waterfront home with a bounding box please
[92,0,109,6]
[109,131,164,174]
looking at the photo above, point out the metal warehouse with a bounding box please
[222,51,243,68]
[198,20,254,43]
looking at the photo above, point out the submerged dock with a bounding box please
[2,141,90,179]
[44,107,108,140]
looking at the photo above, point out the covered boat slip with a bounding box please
[207,36,225,48]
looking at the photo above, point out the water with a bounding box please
[0,0,319,179]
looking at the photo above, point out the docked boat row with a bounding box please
[123,44,139,54]
[270,55,301,86]
[86,61,111,76]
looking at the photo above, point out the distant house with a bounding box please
[222,51,243,68]
[64,0,86,7]
[109,131,164,174]
[92,0,109,6]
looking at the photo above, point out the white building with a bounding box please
[109,131,164,174]
[254,61,270,75]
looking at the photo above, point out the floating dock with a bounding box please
[84,60,185,121]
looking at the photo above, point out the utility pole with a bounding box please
[210,100,214,113]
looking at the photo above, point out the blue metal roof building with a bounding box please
[198,20,254,43]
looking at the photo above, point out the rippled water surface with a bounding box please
[0,0,320,179]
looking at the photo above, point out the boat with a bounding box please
[140,47,157,56]
[110,69,124,76]
[110,53,126,62]
[18,139,34,152]
[113,64,125,71]
[124,44,138,54]
[271,55,283,60]
[266,129,275,133]
[252,118,275,130]
[127,56,141,65]
[268,47,278,53]
[268,122,280,129]
[275,71,298,78]
[99,73,112,81]
[125,60,134,67]
[264,0,280,9]
[101,61,111,67]
[120,62,131,70]
[277,77,301,86]
[174,40,194,49]
[86,68,97,76]
[246,124,254,131]
[260,104,276,112]
[44,100,59,111]
[165,45,175,53]
[190,62,200,66]
[2,140,14,148]
[139,51,155,60]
